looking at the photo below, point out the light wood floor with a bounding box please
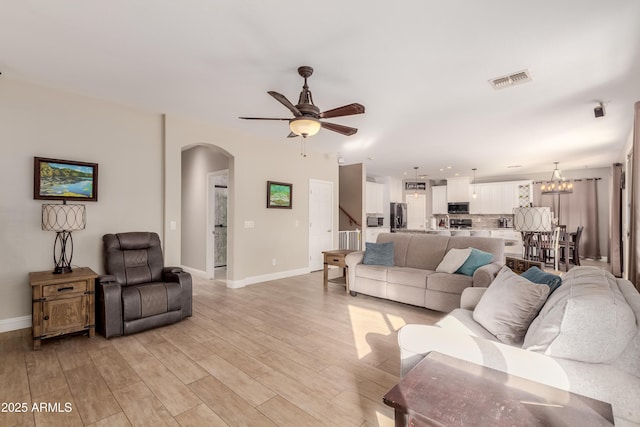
[0,271,444,427]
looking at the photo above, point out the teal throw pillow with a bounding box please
[456,248,494,276]
[362,242,394,266]
[521,266,562,294]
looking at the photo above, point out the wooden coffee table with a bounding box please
[383,352,614,427]
[322,249,355,293]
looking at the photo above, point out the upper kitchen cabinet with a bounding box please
[446,177,471,202]
[365,181,385,213]
[432,186,447,214]
[470,180,532,214]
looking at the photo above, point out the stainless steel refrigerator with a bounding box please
[390,202,407,232]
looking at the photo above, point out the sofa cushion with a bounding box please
[436,248,472,274]
[387,267,431,288]
[427,272,473,294]
[456,248,494,276]
[473,266,549,345]
[362,241,394,266]
[521,266,562,294]
[523,267,636,363]
[404,234,451,270]
[377,233,412,267]
[354,264,388,281]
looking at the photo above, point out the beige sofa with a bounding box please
[398,267,640,425]
[345,232,504,312]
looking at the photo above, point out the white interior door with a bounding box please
[406,194,426,230]
[309,179,334,271]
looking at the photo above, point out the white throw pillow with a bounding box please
[435,248,472,274]
[473,266,550,345]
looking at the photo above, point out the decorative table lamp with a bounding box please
[41,203,86,274]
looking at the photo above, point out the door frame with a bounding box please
[309,179,334,271]
[206,169,229,279]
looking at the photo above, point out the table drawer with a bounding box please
[325,256,346,268]
[43,280,87,298]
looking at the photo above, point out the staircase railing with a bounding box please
[339,205,361,227]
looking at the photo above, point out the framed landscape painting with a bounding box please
[34,157,99,202]
[267,181,292,209]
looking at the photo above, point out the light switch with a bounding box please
[169,221,177,231]
[244,220,255,228]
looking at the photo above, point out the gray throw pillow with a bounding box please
[473,266,550,345]
[362,242,394,266]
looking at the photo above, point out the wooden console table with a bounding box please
[322,249,355,293]
[383,352,614,427]
[29,267,98,350]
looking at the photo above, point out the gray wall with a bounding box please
[0,77,163,326]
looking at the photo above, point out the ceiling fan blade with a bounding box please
[321,121,358,136]
[239,117,291,121]
[268,91,302,117]
[320,103,365,119]
[287,132,298,138]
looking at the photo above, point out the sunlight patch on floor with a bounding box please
[375,409,395,427]
[347,304,402,359]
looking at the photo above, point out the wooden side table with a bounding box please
[383,352,613,427]
[322,249,355,293]
[29,267,98,350]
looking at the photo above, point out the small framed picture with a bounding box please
[34,157,99,202]
[267,181,292,209]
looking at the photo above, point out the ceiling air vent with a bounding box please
[489,69,533,90]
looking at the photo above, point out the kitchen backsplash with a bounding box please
[433,213,515,229]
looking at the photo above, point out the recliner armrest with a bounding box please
[96,281,123,338]
[162,267,192,318]
[98,274,117,285]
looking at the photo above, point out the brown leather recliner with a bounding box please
[96,232,192,338]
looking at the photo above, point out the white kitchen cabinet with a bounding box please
[470,180,532,214]
[366,182,384,214]
[431,186,447,214]
[446,177,471,202]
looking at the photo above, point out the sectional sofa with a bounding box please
[345,232,504,312]
[398,266,640,425]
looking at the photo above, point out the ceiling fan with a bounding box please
[239,66,365,138]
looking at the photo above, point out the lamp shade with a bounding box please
[289,117,321,137]
[42,204,86,231]
[513,207,553,232]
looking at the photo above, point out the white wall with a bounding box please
[164,115,339,287]
[181,144,230,272]
[0,78,163,326]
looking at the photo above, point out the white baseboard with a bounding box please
[227,267,311,289]
[180,265,210,279]
[0,315,32,333]
[180,265,312,289]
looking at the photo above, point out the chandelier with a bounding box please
[540,162,573,195]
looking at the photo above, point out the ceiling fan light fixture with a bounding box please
[289,117,321,138]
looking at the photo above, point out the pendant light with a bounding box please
[541,162,573,194]
[472,168,478,199]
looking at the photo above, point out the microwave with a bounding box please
[448,202,469,214]
[367,216,384,227]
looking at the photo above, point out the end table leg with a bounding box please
[323,262,328,290]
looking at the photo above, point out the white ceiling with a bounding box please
[2,1,640,180]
